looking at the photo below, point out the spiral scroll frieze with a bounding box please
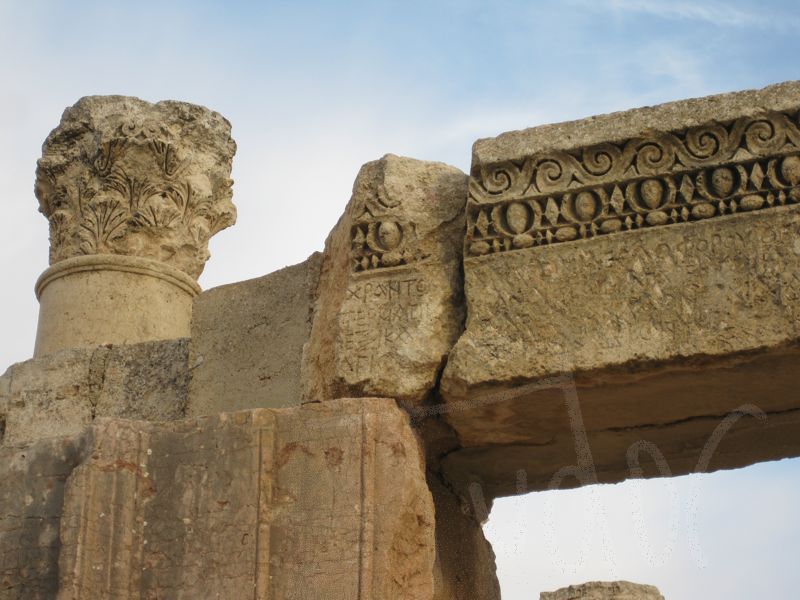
[467,110,800,257]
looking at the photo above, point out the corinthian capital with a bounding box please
[35,96,236,279]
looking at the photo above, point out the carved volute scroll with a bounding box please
[467,110,800,256]
[35,96,237,279]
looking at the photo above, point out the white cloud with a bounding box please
[581,0,800,31]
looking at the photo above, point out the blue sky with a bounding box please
[1,1,799,598]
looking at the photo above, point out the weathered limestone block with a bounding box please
[0,340,188,447]
[540,581,665,599]
[442,355,800,497]
[0,436,87,600]
[34,96,236,356]
[428,475,500,600]
[441,81,800,497]
[188,253,322,415]
[57,399,435,600]
[303,154,467,405]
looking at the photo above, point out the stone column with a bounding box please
[33,96,236,357]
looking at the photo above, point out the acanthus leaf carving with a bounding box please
[36,96,236,279]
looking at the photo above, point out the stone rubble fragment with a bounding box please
[540,581,665,600]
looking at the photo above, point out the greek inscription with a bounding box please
[345,278,427,303]
[339,276,428,376]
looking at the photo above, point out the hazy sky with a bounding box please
[1,1,799,598]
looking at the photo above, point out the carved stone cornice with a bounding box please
[35,96,237,279]
[467,109,800,256]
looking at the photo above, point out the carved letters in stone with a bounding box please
[339,276,428,377]
[467,110,800,256]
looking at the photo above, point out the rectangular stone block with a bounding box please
[0,436,86,599]
[441,82,800,498]
[187,253,321,416]
[1,340,188,447]
[57,398,434,600]
[302,154,467,405]
[428,475,500,600]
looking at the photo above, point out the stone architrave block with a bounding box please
[303,154,467,406]
[441,82,800,497]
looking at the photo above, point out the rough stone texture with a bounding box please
[33,95,236,356]
[540,581,664,600]
[448,204,800,400]
[442,351,800,499]
[440,82,800,498]
[188,253,322,416]
[428,475,500,600]
[36,95,236,278]
[302,154,467,406]
[11,83,800,599]
[57,399,435,600]
[0,340,188,447]
[0,435,87,600]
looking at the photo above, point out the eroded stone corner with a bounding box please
[428,472,501,600]
[0,432,91,600]
[301,153,468,407]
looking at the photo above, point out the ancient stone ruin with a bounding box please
[540,581,665,600]
[3,81,800,598]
